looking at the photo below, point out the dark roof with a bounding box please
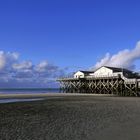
[104,66,133,73]
[79,70,94,74]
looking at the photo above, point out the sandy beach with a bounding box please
[0,93,116,99]
[0,94,140,140]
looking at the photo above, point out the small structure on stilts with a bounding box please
[57,66,140,96]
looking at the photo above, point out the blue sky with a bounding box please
[0,0,140,87]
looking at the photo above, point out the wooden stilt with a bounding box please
[57,76,139,96]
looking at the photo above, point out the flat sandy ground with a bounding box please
[0,94,140,140]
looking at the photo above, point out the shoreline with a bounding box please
[0,93,119,99]
[0,93,119,104]
[0,92,138,104]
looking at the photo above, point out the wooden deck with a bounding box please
[57,76,140,96]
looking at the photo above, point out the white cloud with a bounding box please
[12,61,33,70]
[35,61,49,72]
[0,51,6,70]
[0,51,19,70]
[94,41,140,70]
[0,51,65,88]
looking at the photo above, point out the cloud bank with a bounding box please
[0,51,65,88]
[94,41,140,70]
[1,41,140,87]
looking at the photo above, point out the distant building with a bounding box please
[74,66,139,79]
[74,71,94,78]
[57,66,140,96]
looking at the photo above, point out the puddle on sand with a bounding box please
[0,98,44,104]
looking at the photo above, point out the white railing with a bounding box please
[86,73,120,79]
[58,72,140,84]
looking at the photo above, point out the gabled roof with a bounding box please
[104,66,133,73]
[80,70,94,74]
[75,70,94,74]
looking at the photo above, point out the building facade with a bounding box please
[57,66,140,96]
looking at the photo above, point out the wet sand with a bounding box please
[0,93,115,99]
[0,94,140,140]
